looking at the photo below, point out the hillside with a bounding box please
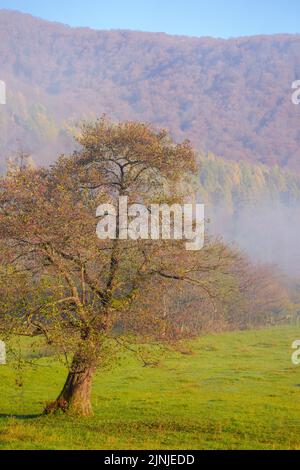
[1,10,300,170]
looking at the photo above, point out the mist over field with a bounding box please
[208,203,300,277]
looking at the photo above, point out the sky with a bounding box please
[0,0,299,38]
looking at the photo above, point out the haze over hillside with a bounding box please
[1,9,300,171]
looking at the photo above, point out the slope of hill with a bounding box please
[1,9,300,171]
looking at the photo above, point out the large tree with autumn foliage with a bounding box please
[0,118,238,416]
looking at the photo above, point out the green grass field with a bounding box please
[0,325,299,450]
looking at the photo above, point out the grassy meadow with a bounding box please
[0,325,299,450]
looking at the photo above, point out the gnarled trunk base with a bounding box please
[44,352,96,416]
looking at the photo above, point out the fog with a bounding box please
[207,202,300,278]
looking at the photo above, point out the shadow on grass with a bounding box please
[0,413,42,420]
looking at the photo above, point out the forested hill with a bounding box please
[1,9,300,171]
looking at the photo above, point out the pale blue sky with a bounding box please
[0,0,299,38]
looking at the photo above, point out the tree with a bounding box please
[0,117,237,416]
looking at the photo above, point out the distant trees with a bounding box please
[197,153,300,213]
[157,255,292,335]
[0,118,240,416]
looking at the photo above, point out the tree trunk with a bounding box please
[44,349,96,416]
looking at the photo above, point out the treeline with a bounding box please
[198,152,300,211]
